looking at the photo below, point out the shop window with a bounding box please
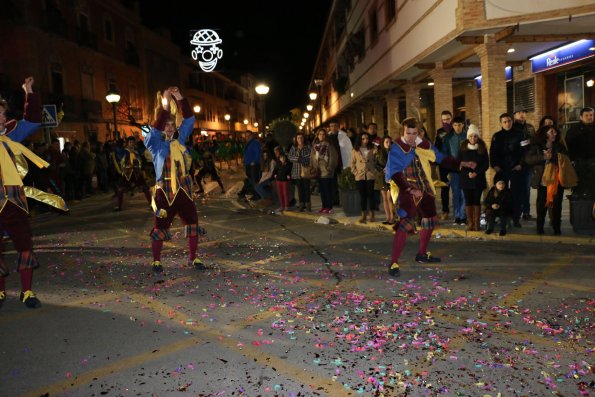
[513,78,535,113]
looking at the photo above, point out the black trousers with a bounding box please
[296,178,311,204]
[536,184,564,232]
[463,189,482,206]
[357,179,375,211]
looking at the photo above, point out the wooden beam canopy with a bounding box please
[457,32,593,44]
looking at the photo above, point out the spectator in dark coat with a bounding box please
[484,172,512,236]
[458,124,489,231]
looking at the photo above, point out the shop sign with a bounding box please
[531,39,595,73]
[474,66,512,89]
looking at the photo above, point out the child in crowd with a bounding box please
[484,172,512,236]
[273,153,292,213]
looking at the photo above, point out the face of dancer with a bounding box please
[164,120,176,138]
[403,127,418,147]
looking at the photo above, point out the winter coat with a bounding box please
[350,146,377,181]
[311,141,338,178]
[524,137,569,189]
[484,187,512,216]
[287,144,311,180]
[489,127,526,171]
[273,161,292,182]
[458,140,489,190]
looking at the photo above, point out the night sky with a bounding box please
[139,1,332,120]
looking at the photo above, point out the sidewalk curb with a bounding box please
[282,209,595,246]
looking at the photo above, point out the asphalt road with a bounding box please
[0,178,593,397]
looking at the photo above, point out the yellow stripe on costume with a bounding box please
[414,147,437,195]
[0,136,49,185]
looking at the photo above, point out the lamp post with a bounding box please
[106,91,121,140]
[255,83,269,133]
[193,104,201,140]
[309,79,323,127]
[224,113,232,137]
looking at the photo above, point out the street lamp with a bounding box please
[105,90,121,140]
[313,79,323,127]
[224,113,232,137]
[255,83,269,133]
[193,105,201,139]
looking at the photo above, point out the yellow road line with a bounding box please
[0,293,118,325]
[20,337,205,397]
[500,255,574,307]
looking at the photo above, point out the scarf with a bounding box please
[315,141,329,162]
[545,164,560,208]
[0,135,49,185]
[467,143,478,150]
[169,139,187,193]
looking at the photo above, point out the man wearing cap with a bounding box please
[513,108,535,221]
[143,87,205,275]
[385,117,476,277]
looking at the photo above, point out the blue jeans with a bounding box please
[449,172,466,219]
[254,178,273,200]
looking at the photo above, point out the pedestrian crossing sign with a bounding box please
[41,104,58,127]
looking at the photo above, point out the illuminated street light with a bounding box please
[105,90,121,140]
[255,84,270,133]
[306,104,313,111]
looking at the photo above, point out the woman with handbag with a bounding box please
[288,133,313,211]
[525,125,569,235]
[311,128,338,214]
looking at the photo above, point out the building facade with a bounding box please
[308,0,595,145]
[0,0,256,144]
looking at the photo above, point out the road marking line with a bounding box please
[20,337,205,397]
[500,255,573,307]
